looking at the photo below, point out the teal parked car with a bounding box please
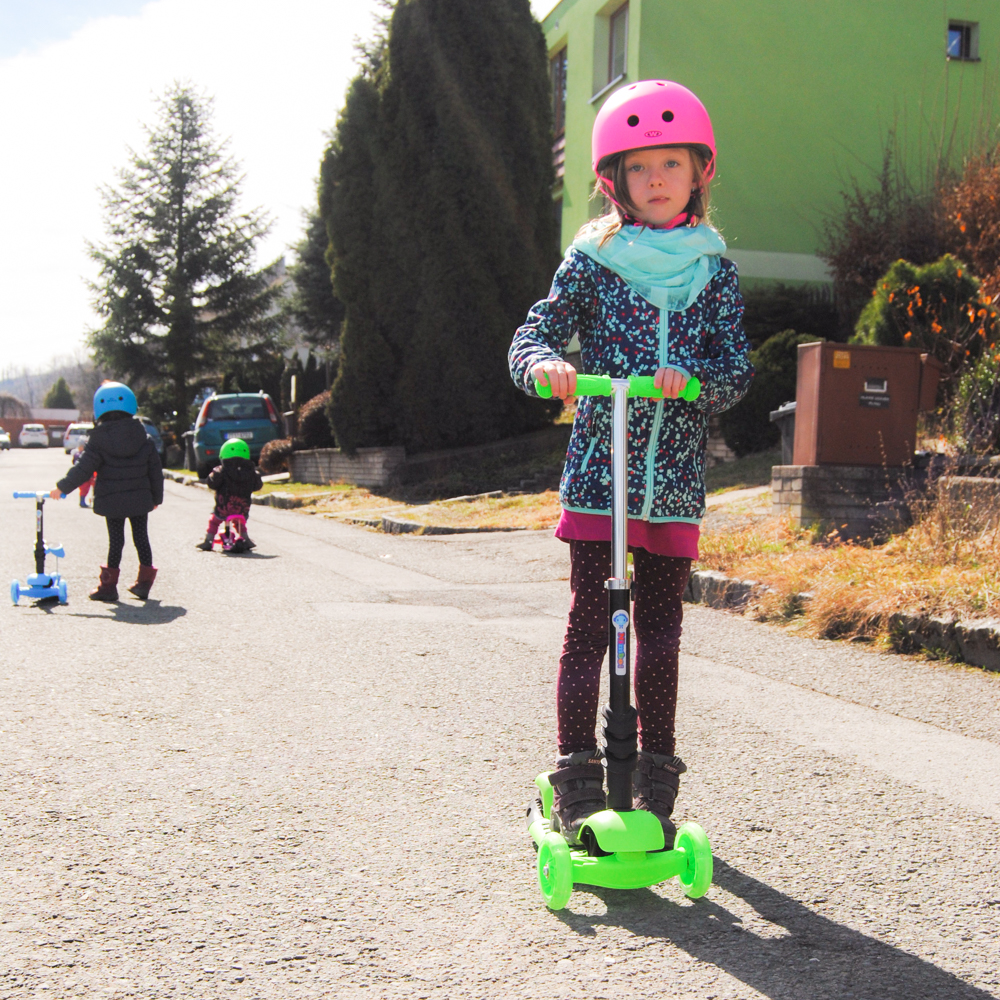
[193,391,282,479]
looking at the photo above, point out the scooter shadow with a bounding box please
[60,598,187,624]
[558,858,991,1000]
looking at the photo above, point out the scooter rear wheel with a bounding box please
[537,832,573,910]
[10,580,20,605]
[675,822,713,898]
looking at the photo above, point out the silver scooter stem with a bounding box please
[609,379,630,586]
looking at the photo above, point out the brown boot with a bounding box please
[127,565,157,600]
[89,566,120,602]
[633,751,686,844]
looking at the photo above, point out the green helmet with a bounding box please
[219,438,251,462]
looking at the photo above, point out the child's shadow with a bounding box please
[557,858,990,1000]
[223,551,278,559]
[60,598,187,624]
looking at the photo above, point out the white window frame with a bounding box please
[947,20,980,61]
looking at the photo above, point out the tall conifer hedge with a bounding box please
[321,0,560,453]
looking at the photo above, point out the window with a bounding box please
[550,47,567,138]
[206,398,268,421]
[609,3,628,82]
[947,20,979,60]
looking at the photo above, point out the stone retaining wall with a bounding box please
[289,425,572,488]
[936,475,1000,529]
[290,446,406,489]
[771,464,915,539]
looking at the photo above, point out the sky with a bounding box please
[0,0,559,374]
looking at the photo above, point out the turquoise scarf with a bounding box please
[572,223,727,312]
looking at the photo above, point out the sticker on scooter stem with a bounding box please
[612,610,630,675]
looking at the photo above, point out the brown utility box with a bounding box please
[792,342,942,466]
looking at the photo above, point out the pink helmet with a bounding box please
[592,80,716,181]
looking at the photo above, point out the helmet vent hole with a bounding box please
[662,110,675,122]
[627,114,639,127]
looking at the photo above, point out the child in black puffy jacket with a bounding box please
[53,381,163,602]
[196,438,263,551]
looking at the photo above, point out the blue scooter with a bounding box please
[11,492,68,605]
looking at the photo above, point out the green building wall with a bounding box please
[544,0,999,283]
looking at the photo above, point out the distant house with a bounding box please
[543,0,999,284]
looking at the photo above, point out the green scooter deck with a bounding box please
[529,772,713,910]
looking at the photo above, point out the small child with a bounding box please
[196,438,263,551]
[72,440,96,507]
[509,80,753,845]
[53,381,163,601]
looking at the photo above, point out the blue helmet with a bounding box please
[93,381,137,420]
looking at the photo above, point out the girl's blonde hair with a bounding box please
[579,144,712,246]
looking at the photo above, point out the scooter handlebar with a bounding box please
[534,373,701,401]
[13,491,51,499]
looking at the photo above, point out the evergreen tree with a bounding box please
[321,71,404,450]
[43,377,75,409]
[321,0,559,453]
[89,83,280,436]
[284,208,345,358]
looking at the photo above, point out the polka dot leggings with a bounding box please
[557,540,690,757]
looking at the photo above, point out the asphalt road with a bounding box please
[1,448,999,999]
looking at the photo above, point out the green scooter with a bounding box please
[527,373,713,910]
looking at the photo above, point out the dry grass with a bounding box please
[392,491,562,530]
[699,503,1000,642]
[318,489,563,531]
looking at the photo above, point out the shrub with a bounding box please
[259,437,293,474]
[821,146,941,333]
[741,283,839,350]
[719,329,821,456]
[852,255,998,385]
[951,353,1000,455]
[297,391,335,449]
[940,150,1000,303]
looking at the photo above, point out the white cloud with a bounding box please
[0,0,384,371]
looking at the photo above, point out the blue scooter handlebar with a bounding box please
[13,491,64,499]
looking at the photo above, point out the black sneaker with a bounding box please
[195,537,213,551]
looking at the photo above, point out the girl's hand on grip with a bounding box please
[655,366,689,400]
[531,361,577,400]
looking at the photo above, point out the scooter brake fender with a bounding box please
[578,808,665,853]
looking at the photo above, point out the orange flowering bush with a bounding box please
[852,255,998,384]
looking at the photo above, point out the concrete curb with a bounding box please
[337,514,527,536]
[684,568,1000,672]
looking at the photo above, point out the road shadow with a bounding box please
[556,859,990,1000]
[63,598,187,624]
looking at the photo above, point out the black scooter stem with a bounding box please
[603,379,639,811]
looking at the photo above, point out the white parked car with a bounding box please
[19,423,49,448]
[0,430,9,450]
[64,422,94,453]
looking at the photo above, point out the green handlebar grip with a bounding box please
[535,373,612,398]
[534,373,700,400]
[628,374,701,401]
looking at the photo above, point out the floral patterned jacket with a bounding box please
[509,248,753,523]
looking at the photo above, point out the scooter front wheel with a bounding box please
[57,579,68,604]
[675,822,713,899]
[10,580,20,605]
[537,832,573,910]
